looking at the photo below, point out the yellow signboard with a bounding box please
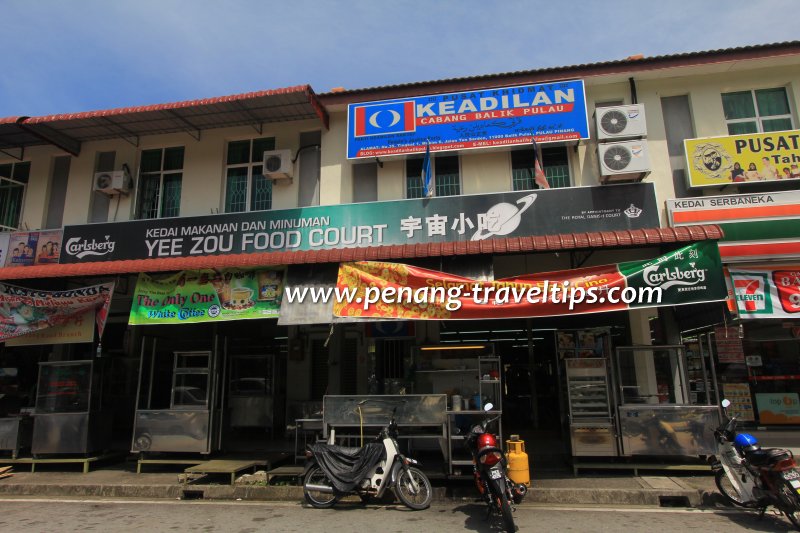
[684,129,800,187]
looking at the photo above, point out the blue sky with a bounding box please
[2,0,797,117]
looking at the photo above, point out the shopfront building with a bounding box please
[668,130,800,430]
[0,41,798,470]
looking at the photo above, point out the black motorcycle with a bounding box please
[465,403,527,532]
[303,408,433,510]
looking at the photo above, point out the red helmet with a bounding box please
[477,433,497,450]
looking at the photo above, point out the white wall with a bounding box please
[4,61,799,231]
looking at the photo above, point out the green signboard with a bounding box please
[129,268,284,325]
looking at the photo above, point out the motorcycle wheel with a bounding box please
[497,492,516,533]
[395,466,433,510]
[778,482,800,531]
[303,466,339,509]
[715,469,749,507]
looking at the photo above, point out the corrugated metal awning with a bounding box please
[0,224,724,281]
[0,85,328,156]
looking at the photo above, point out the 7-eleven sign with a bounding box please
[731,273,772,315]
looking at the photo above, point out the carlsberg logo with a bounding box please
[65,236,116,259]
[643,262,706,290]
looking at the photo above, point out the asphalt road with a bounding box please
[1,498,798,532]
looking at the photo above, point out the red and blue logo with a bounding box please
[353,101,416,137]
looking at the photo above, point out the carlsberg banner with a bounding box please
[334,241,726,320]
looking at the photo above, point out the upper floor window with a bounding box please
[0,161,29,231]
[511,146,570,190]
[405,155,460,198]
[137,147,183,219]
[722,88,794,135]
[224,137,275,213]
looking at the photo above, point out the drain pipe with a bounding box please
[629,77,638,105]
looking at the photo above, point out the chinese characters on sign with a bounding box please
[60,184,659,264]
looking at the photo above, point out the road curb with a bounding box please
[0,482,707,507]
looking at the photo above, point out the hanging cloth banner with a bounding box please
[334,241,727,320]
[728,266,800,318]
[129,267,285,325]
[0,281,115,342]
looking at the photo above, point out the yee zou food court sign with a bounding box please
[60,183,657,263]
[346,80,589,159]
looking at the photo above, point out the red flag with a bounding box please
[532,139,550,189]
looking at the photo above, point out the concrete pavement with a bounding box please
[0,463,719,507]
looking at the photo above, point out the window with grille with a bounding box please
[511,146,571,189]
[722,88,794,135]
[224,137,275,212]
[136,147,183,219]
[0,161,29,231]
[405,154,460,198]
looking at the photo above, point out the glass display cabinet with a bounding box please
[614,345,719,456]
[32,360,111,455]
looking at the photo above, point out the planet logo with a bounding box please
[471,193,537,241]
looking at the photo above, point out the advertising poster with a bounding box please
[684,129,800,187]
[721,383,755,422]
[714,326,745,363]
[755,392,800,424]
[334,241,726,320]
[129,268,285,325]
[0,282,114,342]
[346,80,589,159]
[34,230,63,265]
[5,232,39,267]
[60,183,658,264]
[728,266,800,318]
[5,309,95,346]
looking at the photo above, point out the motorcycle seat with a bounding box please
[311,443,369,457]
[746,447,792,467]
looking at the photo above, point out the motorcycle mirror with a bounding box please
[721,399,731,408]
[484,403,494,412]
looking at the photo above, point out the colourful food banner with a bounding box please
[5,309,95,346]
[0,282,114,342]
[129,268,284,325]
[334,241,726,320]
[684,129,800,187]
[346,80,589,159]
[728,266,800,318]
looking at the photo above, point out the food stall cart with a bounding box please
[131,337,221,456]
[228,354,277,436]
[322,394,447,452]
[31,360,111,455]
[613,345,719,456]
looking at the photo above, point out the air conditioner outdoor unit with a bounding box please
[93,169,132,195]
[598,140,651,183]
[262,149,293,181]
[595,104,647,140]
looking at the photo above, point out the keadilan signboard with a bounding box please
[60,183,658,264]
[346,80,590,159]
